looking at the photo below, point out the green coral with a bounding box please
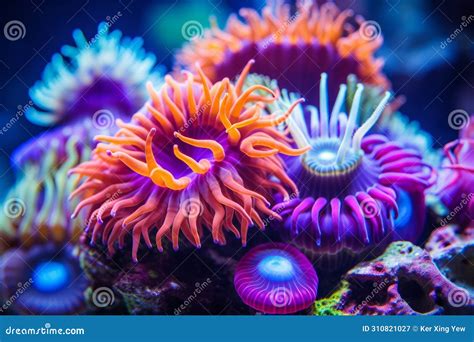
[314,281,350,316]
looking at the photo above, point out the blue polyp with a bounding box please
[306,148,337,166]
[257,254,295,282]
[33,261,71,293]
[394,189,413,231]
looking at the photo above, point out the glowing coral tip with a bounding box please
[329,84,347,137]
[319,73,329,138]
[336,84,364,164]
[352,91,391,152]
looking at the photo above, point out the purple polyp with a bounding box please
[63,78,134,126]
[12,123,90,169]
[436,139,474,227]
[234,243,318,314]
[215,41,360,104]
[0,244,88,314]
[274,74,434,260]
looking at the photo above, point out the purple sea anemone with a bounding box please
[273,73,435,261]
[27,22,162,128]
[0,127,91,314]
[0,125,91,250]
[69,61,308,262]
[0,243,88,314]
[433,139,474,227]
[234,243,318,314]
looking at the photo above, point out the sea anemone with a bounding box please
[377,113,442,239]
[0,125,91,250]
[0,243,88,314]
[69,60,309,262]
[177,0,388,104]
[273,73,435,260]
[27,22,162,127]
[379,112,442,168]
[234,243,318,314]
[344,75,442,168]
[433,139,474,227]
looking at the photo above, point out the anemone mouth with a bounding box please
[147,124,231,182]
[65,78,135,121]
[33,261,72,293]
[257,253,296,282]
[302,138,362,176]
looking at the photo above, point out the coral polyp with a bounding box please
[0,244,88,314]
[274,73,435,259]
[70,60,309,261]
[433,139,474,227]
[234,243,318,314]
[177,1,387,104]
[380,112,442,168]
[27,22,161,127]
[0,125,91,250]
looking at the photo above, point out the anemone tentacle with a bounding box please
[432,138,474,227]
[0,125,91,251]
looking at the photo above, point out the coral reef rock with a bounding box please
[425,225,474,303]
[320,241,473,315]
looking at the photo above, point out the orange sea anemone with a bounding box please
[69,60,309,262]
